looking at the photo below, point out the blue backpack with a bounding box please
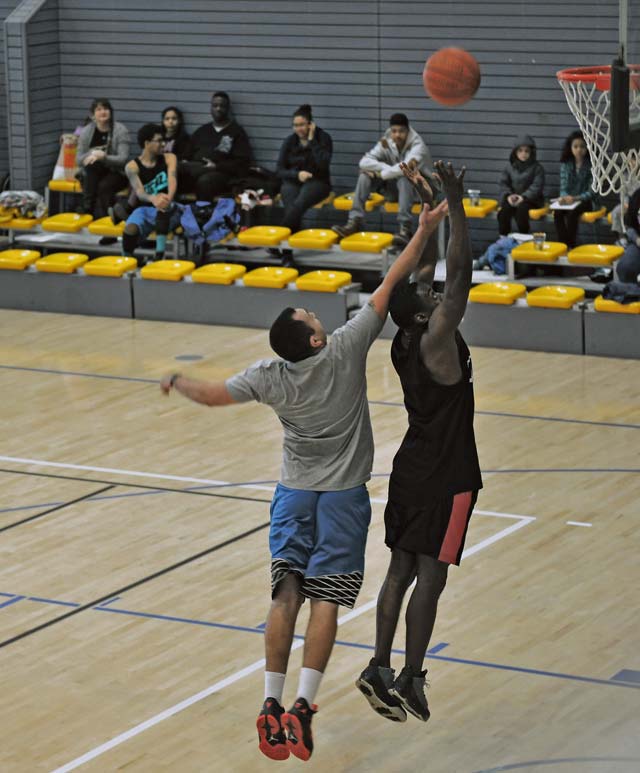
[180,197,240,246]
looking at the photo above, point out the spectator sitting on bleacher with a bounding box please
[121,124,180,266]
[332,113,433,247]
[615,186,640,284]
[497,135,545,235]
[610,171,639,246]
[553,130,596,249]
[270,104,332,265]
[111,106,193,225]
[76,98,130,219]
[161,106,191,159]
[181,91,252,201]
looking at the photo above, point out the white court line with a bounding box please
[566,520,593,527]
[0,455,533,772]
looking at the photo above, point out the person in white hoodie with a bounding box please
[332,113,433,245]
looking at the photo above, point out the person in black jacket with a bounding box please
[276,104,332,234]
[497,134,545,235]
[182,91,253,200]
[161,106,191,159]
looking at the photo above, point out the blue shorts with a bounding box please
[269,483,372,608]
[126,204,182,240]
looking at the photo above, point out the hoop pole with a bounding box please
[620,0,628,63]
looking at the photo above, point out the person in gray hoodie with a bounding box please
[76,98,130,219]
[332,113,433,246]
[497,134,545,236]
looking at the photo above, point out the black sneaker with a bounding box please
[393,224,413,248]
[256,697,289,761]
[355,660,407,722]
[332,218,363,239]
[280,249,295,268]
[283,697,317,761]
[390,665,430,722]
[99,236,118,246]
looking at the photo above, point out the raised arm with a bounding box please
[160,373,236,406]
[369,162,448,320]
[427,161,471,337]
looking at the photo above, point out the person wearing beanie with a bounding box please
[182,90,253,200]
[332,112,433,247]
[497,134,545,236]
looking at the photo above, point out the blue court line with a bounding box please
[472,758,640,772]
[611,669,640,684]
[0,595,24,609]
[1,363,638,432]
[8,592,639,691]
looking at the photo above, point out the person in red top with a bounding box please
[356,163,482,724]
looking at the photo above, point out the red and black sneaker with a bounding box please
[256,697,289,760]
[283,697,317,761]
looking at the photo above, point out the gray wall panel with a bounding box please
[3,0,636,252]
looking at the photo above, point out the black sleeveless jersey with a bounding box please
[132,155,169,195]
[388,327,483,505]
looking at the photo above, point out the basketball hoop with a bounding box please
[557,64,640,196]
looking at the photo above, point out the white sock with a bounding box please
[264,671,286,704]
[296,667,324,705]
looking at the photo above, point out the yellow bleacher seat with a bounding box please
[594,296,640,314]
[243,266,299,288]
[48,179,82,193]
[463,198,499,218]
[333,192,384,212]
[87,217,125,237]
[191,263,246,285]
[296,270,353,293]
[35,252,89,274]
[581,206,607,223]
[526,285,585,309]
[468,282,527,305]
[567,244,624,265]
[312,192,335,209]
[237,226,291,247]
[607,212,613,225]
[529,205,550,220]
[0,249,41,270]
[511,241,567,262]
[0,212,13,224]
[83,256,137,277]
[383,201,422,214]
[288,229,339,250]
[7,216,45,229]
[42,213,93,232]
[339,231,394,253]
[140,260,195,281]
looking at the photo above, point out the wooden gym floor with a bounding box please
[0,308,638,773]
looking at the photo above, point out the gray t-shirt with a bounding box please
[226,303,384,491]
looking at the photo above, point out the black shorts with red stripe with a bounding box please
[384,490,478,565]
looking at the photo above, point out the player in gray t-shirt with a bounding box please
[160,162,449,761]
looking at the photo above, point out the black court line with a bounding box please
[2,363,639,432]
[0,516,271,650]
[0,468,273,505]
[0,485,114,534]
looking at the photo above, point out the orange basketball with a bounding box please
[423,47,481,107]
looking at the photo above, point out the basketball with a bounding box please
[423,47,481,107]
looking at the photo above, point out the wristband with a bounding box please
[169,373,181,388]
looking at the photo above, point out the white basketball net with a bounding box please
[558,68,640,196]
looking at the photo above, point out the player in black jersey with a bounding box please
[121,123,180,264]
[356,161,482,723]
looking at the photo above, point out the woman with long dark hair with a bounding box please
[76,98,130,218]
[553,130,596,249]
[161,106,191,159]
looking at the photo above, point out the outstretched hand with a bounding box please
[418,198,448,230]
[400,162,433,204]
[432,160,466,204]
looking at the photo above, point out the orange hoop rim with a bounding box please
[557,64,640,91]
